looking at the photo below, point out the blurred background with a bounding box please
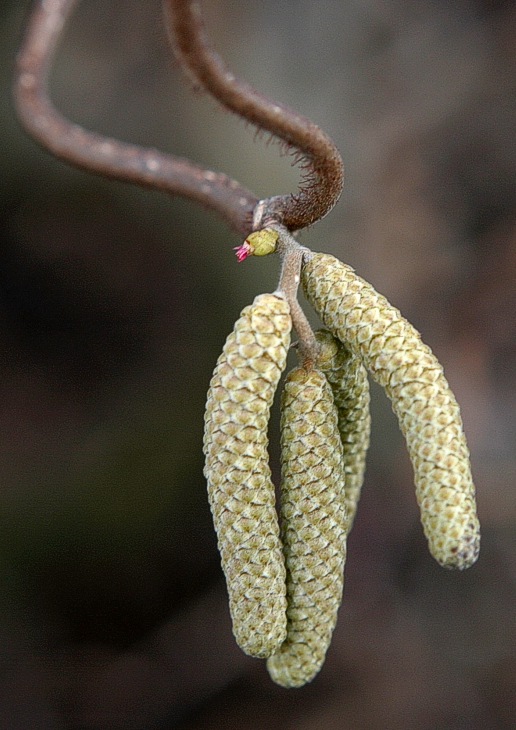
[0,0,515,727]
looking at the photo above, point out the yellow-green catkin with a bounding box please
[267,366,347,688]
[316,330,371,533]
[302,253,480,570]
[203,292,291,657]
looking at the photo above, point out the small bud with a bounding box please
[203,292,291,657]
[234,228,279,261]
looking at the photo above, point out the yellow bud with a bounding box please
[246,228,279,256]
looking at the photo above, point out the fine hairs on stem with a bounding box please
[164,0,344,231]
[14,0,344,235]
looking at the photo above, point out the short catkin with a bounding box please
[203,292,291,657]
[267,366,347,688]
[302,253,480,570]
[315,329,371,533]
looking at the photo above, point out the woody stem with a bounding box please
[165,0,344,231]
[274,227,318,368]
[13,0,258,234]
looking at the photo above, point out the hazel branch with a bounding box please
[164,0,345,231]
[274,227,318,368]
[13,0,258,235]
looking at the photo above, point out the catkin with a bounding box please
[302,253,480,570]
[316,330,371,532]
[203,292,291,657]
[267,366,347,688]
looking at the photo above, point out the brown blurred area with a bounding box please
[1,0,515,728]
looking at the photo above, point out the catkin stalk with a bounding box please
[316,330,371,532]
[267,366,347,688]
[302,253,480,570]
[203,292,291,657]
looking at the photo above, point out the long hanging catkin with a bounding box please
[267,365,347,688]
[203,292,291,657]
[302,253,480,570]
[315,329,371,533]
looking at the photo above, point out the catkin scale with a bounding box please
[203,292,291,657]
[302,253,480,570]
[315,330,371,532]
[267,366,347,688]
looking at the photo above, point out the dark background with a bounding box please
[1,1,515,728]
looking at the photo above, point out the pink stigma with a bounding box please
[234,241,253,262]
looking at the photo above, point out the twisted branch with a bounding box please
[165,0,344,231]
[14,0,258,234]
[14,0,344,235]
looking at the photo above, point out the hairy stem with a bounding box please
[15,0,344,235]
[165,0,344,231]
[14,0,258,234]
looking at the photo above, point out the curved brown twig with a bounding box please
[165,0,344,231]
[14,0,258,235]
